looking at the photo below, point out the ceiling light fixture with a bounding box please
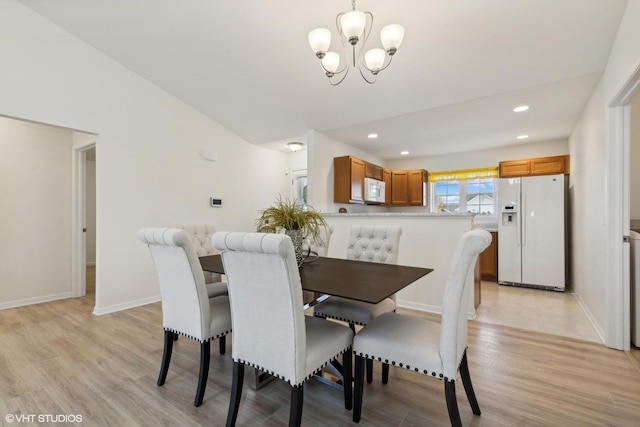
[287,142,304,152]
[308,0,404,86]
[516,135,529,140]
[513,105,530,112]
[368,133,378,139]
[400,151,409,155]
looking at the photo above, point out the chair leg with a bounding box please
[342,350,353,410]
[381,362,390,384]
[226,361,244,427]
[194,340,211,407]
[289,384,304,427]
[219,335,226,355]
[157,330,174,386]
[459,351,481,415]
[444,381,462,427]
[366,359,373,383]
[353,355,365,423]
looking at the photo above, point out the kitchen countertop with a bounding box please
[322,212,475,218]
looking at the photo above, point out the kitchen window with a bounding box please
[429,167,498,216]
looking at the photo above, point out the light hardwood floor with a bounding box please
[476,281,601,343]
[1,269,639,426]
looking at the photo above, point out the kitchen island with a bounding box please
[322,212,477,318]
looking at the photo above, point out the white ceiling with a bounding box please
[19,0,629,159]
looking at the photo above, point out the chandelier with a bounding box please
[308,0,405,85]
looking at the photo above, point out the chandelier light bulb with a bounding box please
[340,10,366,44]
[322,52,341,73]
[381,24,405,53]
[308,28,332,56]
[364,49,386,71]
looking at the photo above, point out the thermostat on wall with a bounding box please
[210,198,223,207]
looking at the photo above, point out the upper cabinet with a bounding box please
[383,168,392,205]
[365,162,383,180]
[499,155,570,178]
[391,169,428,206]
[334,156,427,206]
[334,156,365,204]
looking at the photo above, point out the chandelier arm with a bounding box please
[329,67,350,86]
[358,65,377,84]
[360,53,394,75]
[318,58,348,76]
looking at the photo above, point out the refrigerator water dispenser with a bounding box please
[501,205,518,226]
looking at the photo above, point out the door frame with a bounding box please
[606,60,640,350]
[71,141,96,299]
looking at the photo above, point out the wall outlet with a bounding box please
[210,198,223,207]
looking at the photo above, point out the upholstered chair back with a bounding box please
[439,229,491,379]
[173,224,222,284]
[307,225,334,257]
[213,232,308,386]
[347,225,402,264]
[138,227,212,341]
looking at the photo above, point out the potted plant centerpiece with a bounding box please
[256,196,327,267]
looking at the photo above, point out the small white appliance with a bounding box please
[364,177,385,204]
[631,230,640,346]
[498,174,566,290]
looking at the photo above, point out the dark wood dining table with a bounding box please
[200,254,433,389]
[199,254,433,305]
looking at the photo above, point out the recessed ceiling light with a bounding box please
[368,133,378,139]
[400,151,409,155]
[513,105,530,112]
[517,134,529,140]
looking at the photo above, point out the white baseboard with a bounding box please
[572,292,605,344]
[93,295,161,315]
[0,292,73,310]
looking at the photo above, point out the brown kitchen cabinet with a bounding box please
[499,155,569,178]
[334,156,365,203]
[479,231,498,281]
[365,162,383,180]
[383,168,392,205]
[391,169,428,206]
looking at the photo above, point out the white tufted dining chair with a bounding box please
[313,224,402,383]
[351,229,491,426]
[173,224,228,298]
[212,231,353,427]
[138,227,232,407]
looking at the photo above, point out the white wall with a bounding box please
[569,0,640,343]
[386,138,569,171]
[630,94,640,220]
[0,117,73,307]
[0,1,289,313]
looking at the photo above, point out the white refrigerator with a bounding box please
[497,174,566,290]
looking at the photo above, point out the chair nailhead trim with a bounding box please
[165,328,231,342]
[234,345,351,387]
[353,350,467,383]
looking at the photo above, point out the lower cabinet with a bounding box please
[479,231,498,281]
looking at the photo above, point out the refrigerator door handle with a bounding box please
[521,192,526,247]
